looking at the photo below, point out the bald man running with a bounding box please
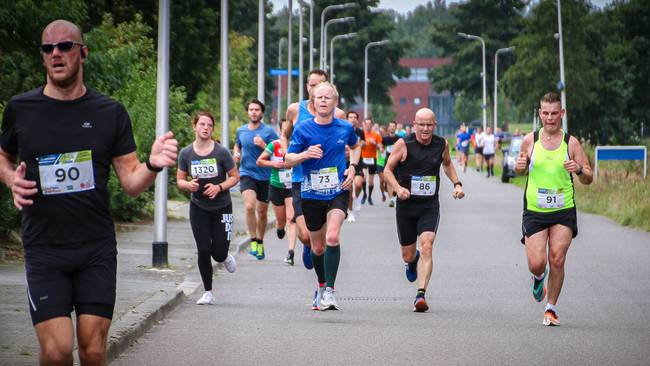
[384,108,465,312]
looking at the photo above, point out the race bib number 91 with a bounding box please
[38,150,95,195]
[191,158,218,179]
[537,188,565,209]
[410,175,436,196]
[310,167,338,191]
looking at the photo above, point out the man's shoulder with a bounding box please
[7,87,44,104]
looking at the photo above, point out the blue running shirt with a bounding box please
[288,117,358,200]
[291,100,314,183]
[235,122,278,180]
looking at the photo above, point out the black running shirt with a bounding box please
[0,87,136,245]
[394,133,445,208]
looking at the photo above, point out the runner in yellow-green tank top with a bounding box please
[514,92,593,327]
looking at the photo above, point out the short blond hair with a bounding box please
[311,82,339,100]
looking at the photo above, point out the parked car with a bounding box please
[501,136,524,183]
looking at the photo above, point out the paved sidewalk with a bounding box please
[0,191,270,365]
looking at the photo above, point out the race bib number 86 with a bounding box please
[410,175,436,196]
[38,150,95,195]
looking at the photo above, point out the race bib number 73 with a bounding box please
[37,150,95,195]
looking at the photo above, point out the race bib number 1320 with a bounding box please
[38,150,95,195]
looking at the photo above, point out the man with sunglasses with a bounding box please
[0,20,178,365]
[384,108,465,312]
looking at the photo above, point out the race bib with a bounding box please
[38,150,95,195]
[537,188,565,209]
[410,175,436,196]
[279,168,292,188]
[191,158,218,179]
[310,167,338,191]
[363,157,375,165]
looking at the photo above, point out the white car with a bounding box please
[501,137,523,183]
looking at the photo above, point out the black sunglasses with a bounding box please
[40,41,84,54]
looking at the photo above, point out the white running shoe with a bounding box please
[312,286,325,311]
[196,291,216,305]
[347,211,356,222]
[223,254,237,273]
[320,287,339,310]
[353,196,362,212]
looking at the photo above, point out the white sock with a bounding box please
[533,271,545,281]
[545,303,556,312]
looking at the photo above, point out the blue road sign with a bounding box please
[270,68,299,76]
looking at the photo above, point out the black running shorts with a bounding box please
[25,236,117,325]
[396,204,440,246]
[239,175,270,203]
[365,163,378,175]
[301,192,349,231]
[269,184,291,206]
[521,207,578,244]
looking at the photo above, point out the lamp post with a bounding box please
[277,37,286,125]
[298,1,304,100]
[299,0,314,72]
[458,32,487,131]
[556,0,568,131]
[494,46,514,132]
[287,0,293,106]
[320,2,357,69]
[330,32,357,84]
[257,0,264,102]
[364,40,390,120]
[322,16,354,72]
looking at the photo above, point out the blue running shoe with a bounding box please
[256,243,265,260]
[532,268,548,302]
[405,250,420,282]
[302,245,313,270]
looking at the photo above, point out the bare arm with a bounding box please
[176,169,198,193]
[383,138,406,196]
[564,136,593,184]
[203,166,240,199]
[256,150,284,169]
[441,140,464,199]
[112,131,178,197]
[0,148,38,209]
[514,133,534,175]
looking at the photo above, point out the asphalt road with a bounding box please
[112,170,650,366]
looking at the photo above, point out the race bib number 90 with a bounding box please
[410,175,436,196]
[310,167,338,191]
[537,188,565,209]
[191,158,218,179]
[38,150,95,195]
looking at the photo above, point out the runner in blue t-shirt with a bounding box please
[234,99,279,260]
[286,82,361,311]
[456,124,471,172]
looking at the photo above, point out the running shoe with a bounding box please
[312,287,325,310]
[532,268,548,302]
[404,250,420,282]
[284,255,294,266]
[277,228,286,239]
[256,243,265,260]
[542,309,560,326]
[223,254,237,273]
[388,197,395,208]
[353,196,362,212]
[196,291,215,305]
[413,295,429,313]
[249,240,258,257]
[381,192,386,202]
[320,287,339,310]
[361,195,367,205]
[347,211,356,222]
[368,197,374,206]
[302,246,313,270]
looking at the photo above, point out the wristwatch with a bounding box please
[146,159,163,173]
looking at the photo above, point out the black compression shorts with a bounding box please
[396,204,440,246]
[301,192,349,231]
[521,207,578,244]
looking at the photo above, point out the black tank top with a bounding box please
[395,133,445,207]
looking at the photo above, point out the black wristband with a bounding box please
[454,181,462,188]
[218,184,223,192]
[350,163,359,168]
[146,159,163,173]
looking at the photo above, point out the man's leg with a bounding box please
[416,232,436,292]
[324,209,346,288]
[378,172,386,201]
[367,173,375,205]
[76,314,111,365]
[256,201,269,240]
[525,229,550,304]
[546,225,572,306]
[34,317,74,365]
[241,189,258,240]
[272,203,287,236]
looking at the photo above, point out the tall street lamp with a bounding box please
[287,0,293,106]
[277,37,286,125]
[364,39,390,120]
[494,46,514,132]
[298,3,305,101]
[322,16,354,72]
[458,32,487,131]
[320,2,357,69]
[299,0,314,72]
[330,32,357,84]
[556,0,568,131]
[257,0,264,102]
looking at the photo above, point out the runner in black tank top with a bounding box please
[384,108,465,313]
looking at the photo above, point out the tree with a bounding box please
[391,0,451,58]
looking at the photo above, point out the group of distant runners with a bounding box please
[0,19,594,365]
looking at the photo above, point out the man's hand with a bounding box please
[303,144,323,160]
[452,185,465,200]
[254,135,266,149]
[342,165,355,190]
[396,186,410,200]
[11,162,38,210]
[149,131,178,169]
[563,159,582,175]
[515,151,528,172]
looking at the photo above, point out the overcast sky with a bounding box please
[270,0,613,14]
